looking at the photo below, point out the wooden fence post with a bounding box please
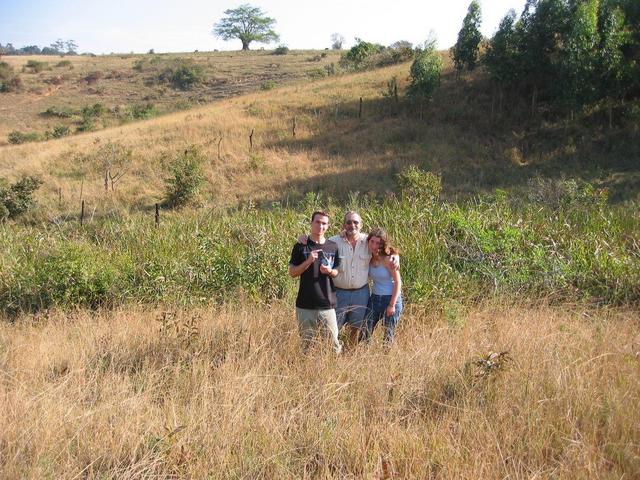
[249,129,254,151]
[80,200,85,225]
[394,84,398,103]
[217,137,223,160]
[359,97,363,118]
[155,203,160,228]
[292,117,297,138]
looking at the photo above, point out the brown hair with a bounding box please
[366,227,399,256]
[310,210,330,222]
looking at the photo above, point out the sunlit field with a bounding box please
[1,302,638,478]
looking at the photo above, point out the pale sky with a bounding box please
[1,1,526,54]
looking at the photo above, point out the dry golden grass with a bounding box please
[0,50,342,140]
[1,302,638,478]
[0,62,419,214]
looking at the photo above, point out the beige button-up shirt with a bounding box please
[328,232,371,289]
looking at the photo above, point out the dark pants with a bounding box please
[363,294,403,344]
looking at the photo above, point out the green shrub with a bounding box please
[42,106,74,118]
[24,60,49,73]
[407,42,442,99]
[0,176,43,221]
[0,62,22,92]
[307,68,327,80]
[50,125,70,139]
[129,103,156,119]
[55,60,72,68]
[159,60,203,90]
[273,45,289,55]
[396,166,442,203]
[260,80,276,90]
[341,38,383,68]
[163,146,205,207]
[8,131,41,144]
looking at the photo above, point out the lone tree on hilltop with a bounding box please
[213,4,279,51]
[453,0,482,77]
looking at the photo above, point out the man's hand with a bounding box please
[386,304,396,317]
[389,254,400,271]
[297,235,308,245]
[319,264,336,277]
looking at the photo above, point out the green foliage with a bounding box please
[0,62,22,92]
[159,60,204,90]
[0,176,42,221]
[341,38,383,69]
[407,41,442,99]
[129,103,156,119]
[1,171,638,315]
[260,80,276,90]
[49,125,70,139]
[42,106,74,118]
[453,0,483,74]
[163,147,206,208]
[484,10,520,86]
[485,0,640,115]
[273,45,289,55]
[24,60,49,73]
[7,131,41,144]
[395,166,442,204]
[55,60,72,68]
[213,4,280,50]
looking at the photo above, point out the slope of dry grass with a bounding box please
[0,50,342,141]
[1,302,638,478]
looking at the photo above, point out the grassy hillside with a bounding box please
[0,50,341,143]
[1,50,638,221]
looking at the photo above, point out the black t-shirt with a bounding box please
[289,238,341,309]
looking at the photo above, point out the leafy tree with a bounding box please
[50,39,66,54]
[485,10,520,88]
[558,0,600,112]
[452,0,483,76]
[330,33,345,49]
[65,40,78,55]
[597,4,631,103]
[213,4,279,50]
[407,40,442,99]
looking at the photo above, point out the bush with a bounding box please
[55,60,72,68]
[407,42,442,100]
[8,131,41,144]
[396,166,442,204]
[163,147,205,207]
[159,60,203,90]
[0,62,22,92]
[24,60,49,73]
[273,45,289,55]
[340,38,383,69]
[0,176,43,221]
[128,102,156,119]
[42,106,74,118]
[260,80,276,91]
[49,125,70,139]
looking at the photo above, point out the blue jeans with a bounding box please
[364,294,403,343]
[335,285,370,330]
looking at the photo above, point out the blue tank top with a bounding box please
[369,262,395,295]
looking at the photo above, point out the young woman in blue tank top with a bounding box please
[363,228,403,344]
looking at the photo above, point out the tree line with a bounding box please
[454,0,640,116]
[0,39,78,56]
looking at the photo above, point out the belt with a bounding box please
[335,285,368,291]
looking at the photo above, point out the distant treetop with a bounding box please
[213,4,279,51]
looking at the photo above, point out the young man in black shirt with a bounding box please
[288,211,342,353]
